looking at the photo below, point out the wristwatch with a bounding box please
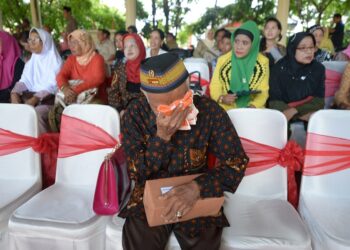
[218,95,224,104]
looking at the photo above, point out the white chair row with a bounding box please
[299,110,350,250]
[0,104,42,250]
[1,104,349,250]
[106,109,311,250]
[0,104,120,250]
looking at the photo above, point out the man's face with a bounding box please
[115,34,123,49]
[63,10,69,19]
[221,37,232,54]
[216,30,225,43]
[97,31,106,42]
[333,16,340,23]
[145,80,189,114]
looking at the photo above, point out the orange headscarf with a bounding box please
[68,29,96,65]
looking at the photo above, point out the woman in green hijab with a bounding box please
[210,20,270,110]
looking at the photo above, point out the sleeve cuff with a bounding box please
[194,172,223,198]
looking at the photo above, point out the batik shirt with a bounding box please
[119,95,249,236]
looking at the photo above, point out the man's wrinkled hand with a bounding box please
[159,181,200,223]
[156,104,191,142]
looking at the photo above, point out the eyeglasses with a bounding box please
[68,40,79,47]
[296,47,315,53]
[27,37,41,44]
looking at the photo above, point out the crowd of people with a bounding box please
[0,7,349,135]
[0,10,349,135]
[1,5,350,249]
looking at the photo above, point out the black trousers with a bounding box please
[122,216,223,250]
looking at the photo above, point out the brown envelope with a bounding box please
[143,174,224,227]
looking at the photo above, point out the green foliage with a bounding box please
[136,0,148,20]
[1,0,125,40]
[141,22,152,39]
[0,0,29,31]
[289,0,350,28]
[190,0,275,35]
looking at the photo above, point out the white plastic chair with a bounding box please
[221,109,311,250]
[106,109,311,250]
[322,61,347,108]
[184,57,210,95]
[299,110,350,250]
[0,104,41,249]
[8,104,120,250]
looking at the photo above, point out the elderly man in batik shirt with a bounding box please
[119,53,248,250]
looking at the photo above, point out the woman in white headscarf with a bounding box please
[193,28,220,63]
[11,28,62,134]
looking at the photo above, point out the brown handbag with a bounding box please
[21,91,55,105]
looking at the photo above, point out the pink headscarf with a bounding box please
[0,31,21,90]
[342,44,350,58]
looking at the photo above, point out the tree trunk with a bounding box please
[152,0,156,28]
[163,0,170,33]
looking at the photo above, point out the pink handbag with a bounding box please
[93,144,131,215]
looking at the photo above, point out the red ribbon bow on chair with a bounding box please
[0,128,59,188]
[240,138,304,208]
[57,115,119,158]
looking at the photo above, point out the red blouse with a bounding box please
[56,53,107,102]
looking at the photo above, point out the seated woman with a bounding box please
[334,62,350,109]
[0,31,24,103]
[319,27,335,55]
[260,17,286,68]
[146,28,167,58]
[107,33,146,114]
[49,29,106,132]
[307,25,332,63]
[210,21,269,110]
[193,28,220,63]
[269,32,325,122]
[11,28,62,134]
[334,43,350,61]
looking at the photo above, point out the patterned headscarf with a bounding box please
[68,29,96,65]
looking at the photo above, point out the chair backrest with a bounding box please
[322,61,347,73]
[0,104,40,180]
[227,109,288,200]
[322,61,347,108]
[300,110,350,198]
[184,57,210,82]
[55,104,120,186]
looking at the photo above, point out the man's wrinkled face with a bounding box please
[144,80,189,114]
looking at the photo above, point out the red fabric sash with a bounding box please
[304,132,350,176]
[190,74,210,96]
[240,137,304,208]
[0,128,59,188]
[325,69,342,97]
[0,129,58,155]
[57,115,119,158]
[288,96,314,108]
